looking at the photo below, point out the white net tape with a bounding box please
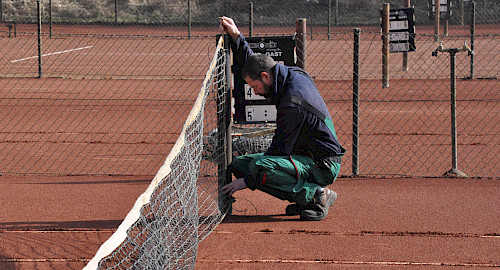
[84,37,230,270]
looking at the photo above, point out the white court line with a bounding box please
[10,46,93,63]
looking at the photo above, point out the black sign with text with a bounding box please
[232,36,295,124]
[388,7,416,52]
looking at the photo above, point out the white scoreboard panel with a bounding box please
[244,84,266,100]
[245,105,277,122]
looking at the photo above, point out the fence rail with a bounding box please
[0,0,498,178]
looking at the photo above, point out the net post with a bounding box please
[296,18,307,70]
[381,3,389,88]
[352,28,360,176]
[224,34,233,215]
[217,34,232,216]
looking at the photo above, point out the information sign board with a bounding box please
[232,36,295,124]
[388,7,416,53]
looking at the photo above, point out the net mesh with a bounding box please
[231,124,275,158]
[83,36,231,270]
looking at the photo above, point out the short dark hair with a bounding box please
[242,53,276,81]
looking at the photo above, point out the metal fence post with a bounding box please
[37,0,42,78]
[446,50,467,177]
[309,6,313,40]
[249,2,253,37]
[460,0,464,25]
[353,28,360,176]
[328,0,331,40]
[382,3,390,88]
[49,0,52,38]
[470,1,475,79]
[295,18,306,70]
[114,0,118,23]
[188,0,192,38]
[432,44,471,178]
[335,0,339,26]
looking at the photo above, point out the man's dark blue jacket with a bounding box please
[232,33,345,162]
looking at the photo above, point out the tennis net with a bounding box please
[83,36,231,270]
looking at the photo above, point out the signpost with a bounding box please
[381,5,416,87]
[429,0,452,19]
[429,0,452,39]
[232,36,296,124]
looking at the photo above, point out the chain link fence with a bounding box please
[0,0,498,178]
[1,0,498,33]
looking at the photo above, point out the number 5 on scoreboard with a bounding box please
[246,107,254,121]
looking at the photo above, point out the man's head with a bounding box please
[242,53,276,98]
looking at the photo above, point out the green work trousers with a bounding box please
[229,153,341,206]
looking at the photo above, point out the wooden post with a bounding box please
[435,0,440,42]
[444,0,449,37]
[460,0,464,25]
[296,18,307,70]
[403,0,410,71]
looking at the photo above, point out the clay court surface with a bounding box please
[1,24,499,269]
[0,175,498,269]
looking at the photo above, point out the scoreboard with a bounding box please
[232,36,296,124]
[388,7,416,53]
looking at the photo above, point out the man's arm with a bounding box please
[220,17,254,71]
[219,17,240,41]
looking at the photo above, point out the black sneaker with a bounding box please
[285,203,304,216]
[300,188,337,221]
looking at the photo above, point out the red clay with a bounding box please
[0,23,498,269]
[1,176,498,269]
